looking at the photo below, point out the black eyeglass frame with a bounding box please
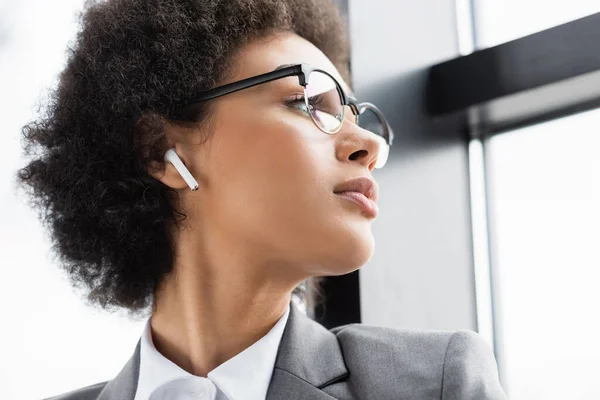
[170,63,394,146]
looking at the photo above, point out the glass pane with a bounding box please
[473,0,600,49]
[486,109,600,399]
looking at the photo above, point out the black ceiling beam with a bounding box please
[427,12,600,128]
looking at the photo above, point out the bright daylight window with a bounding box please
[473,0,600,48]
[486,109,600,400]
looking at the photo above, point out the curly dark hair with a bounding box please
[16,0,350,316]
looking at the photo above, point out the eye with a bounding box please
[285,94,325,115]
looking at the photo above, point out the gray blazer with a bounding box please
[46,301,508,399]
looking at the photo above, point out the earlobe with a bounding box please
[163,148,199,191]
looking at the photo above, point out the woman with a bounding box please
[18,0,507,399]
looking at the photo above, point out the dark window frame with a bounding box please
[426,11,600,136]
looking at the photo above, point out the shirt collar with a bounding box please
[134,303,290,400]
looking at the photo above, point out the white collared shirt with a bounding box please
[133,304,290,400]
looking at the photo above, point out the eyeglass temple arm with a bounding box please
[187,65,305,102]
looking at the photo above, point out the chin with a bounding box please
[323,231,376,276]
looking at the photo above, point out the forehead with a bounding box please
[227,31,353,95]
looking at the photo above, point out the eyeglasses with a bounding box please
[170,63,394,168]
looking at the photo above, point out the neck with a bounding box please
[149,228,298,377]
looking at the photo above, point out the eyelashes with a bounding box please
[284,94,325,115]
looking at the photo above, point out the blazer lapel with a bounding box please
[96,340,140,400]
[266,301,349,400]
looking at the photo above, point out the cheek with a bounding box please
[210,113,328,232]
[217,115,329,219]
[206,107,374,272]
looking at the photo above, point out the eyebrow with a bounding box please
[274,63,296,70]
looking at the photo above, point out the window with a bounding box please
[473,0,600,48]
[433,3,600,398]
[486,109,600,399]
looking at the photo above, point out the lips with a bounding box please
[333,177,379,202]
[335,191,379,218]
[333,177,379,218]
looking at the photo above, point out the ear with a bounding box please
[135,114,200,190]
[155,146,197,190]
[164,148,199,190]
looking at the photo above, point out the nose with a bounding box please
[335,118,382,172]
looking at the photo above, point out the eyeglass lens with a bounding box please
[304,71,344,133]
[305,70,390,168]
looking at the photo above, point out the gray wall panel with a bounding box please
[349,0,477,331]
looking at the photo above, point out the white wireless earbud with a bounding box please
[164,148,199,191]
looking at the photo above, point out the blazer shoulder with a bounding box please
[329,322,455,376]
[329,324,507,399]
[330,322,456,352]
[327,323,455,398]
[442,330,507,399]
[330,323,497,368]
[43,381,108,400]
